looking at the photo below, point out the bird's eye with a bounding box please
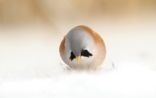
[81,49,93,57]
[70,51,76,61]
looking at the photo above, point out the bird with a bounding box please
[59,25,106,70]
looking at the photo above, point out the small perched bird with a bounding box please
[59,25,106,70]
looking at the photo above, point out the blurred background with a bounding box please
[0,0,156,26]
[0,1,156,98]
[0,0,156,79]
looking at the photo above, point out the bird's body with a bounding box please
[59,25,106,70]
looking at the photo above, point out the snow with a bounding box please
[0,66,156,98]
[0,22,156,98]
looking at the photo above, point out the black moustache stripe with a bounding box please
[69,50,93,61]
[81,49,93,57]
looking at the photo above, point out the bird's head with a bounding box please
[59,25,106,69]
[66,25,95,65]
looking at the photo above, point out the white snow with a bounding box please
[0,21,156,98]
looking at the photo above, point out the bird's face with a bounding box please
[65,27,96,67]
[59,25,106,70]
[70,48,93,64]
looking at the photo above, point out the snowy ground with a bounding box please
[0,21,156,98]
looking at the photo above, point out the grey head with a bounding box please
[66,26,94,61]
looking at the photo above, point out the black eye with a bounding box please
[81,49,93,57]
[70,51,76,61]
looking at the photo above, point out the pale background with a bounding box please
[0,0,156,98]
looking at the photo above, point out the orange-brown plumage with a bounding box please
[59,37,65,54]
[77,25,104,44]
[59,25,106,70]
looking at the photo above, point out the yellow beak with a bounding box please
[76,56,81,64]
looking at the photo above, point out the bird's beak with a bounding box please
[76,56,81,64]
